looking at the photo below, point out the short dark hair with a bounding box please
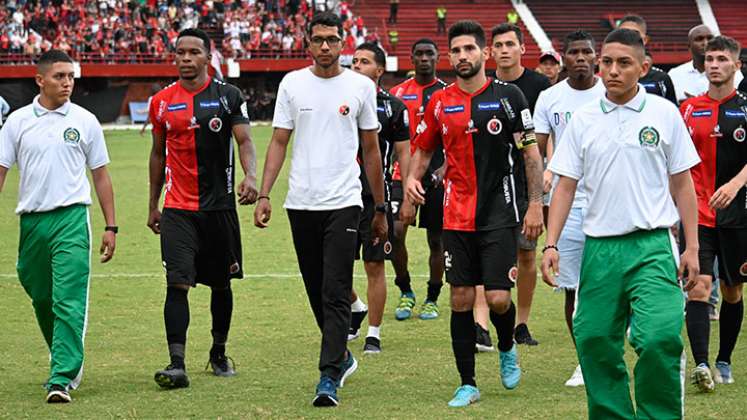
[618,14,647,34]
[177,28,212,52]
[491,23,524,45]
[563,30,595,53]
[412,38,438,53]
[307,11,344,38]
[603,28,645,58]
[706,35,741,57]
[37,49,73,72]
[356,42,386,67]
[448,20,486,49]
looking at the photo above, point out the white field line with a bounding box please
[0,273,431,279]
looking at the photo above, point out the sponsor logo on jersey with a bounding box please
[692,110,712,117]
[711,124,723,138]
[740,261,747,277]
[444,251,452,270]
[641,82,657,90]
[521,108,534,130]
[240,102,249,119]
[167,103,187,112]
[189,116,199,129]
[209,117,223,132]
[199,100,220,109]
[63,127,80,144]
[377,106,386,112]
[487,117,502,135]
[465,119,478,134]
[220,96,231,112]
[339,104,350,116]
[402,94,418,101]
[444,105,465,114]
[734,126,746,142]
[478,102,501,111]
[508,266,518,283]
[725,110,746,118]
[639,126,660,148]
[500,97,516,119]
[416,120,427,134]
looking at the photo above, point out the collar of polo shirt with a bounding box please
[599,84,647,114]
[32,95,71,117]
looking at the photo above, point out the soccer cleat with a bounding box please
[447,384,480,407]
[692,363,715,392]
[348,310,368,341]
[46,384,71,403]
[363,336,381,354]
[418,300,440,320]
[709,305,719,321]
[312,376,339,407]
[337,350,358,388]
[154,364,190,389]
[499,343,521,390]
[714,361,734,384]
[394,292,416,320]
[475,324,495,352]
[564,364,585,387]
[207,353,236,377]
[514,323,539,346]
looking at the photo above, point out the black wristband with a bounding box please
[541,244,558,253]
[105,226,119,234]
[258,196,270,201]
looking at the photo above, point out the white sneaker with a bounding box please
[564,365,584,387]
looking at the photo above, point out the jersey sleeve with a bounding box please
[0,117,17,168]
[391,100,410,142]
[508,85,533,133]
[665,108,700,175]
[229,87,251,126]
[532,89,552,135]
[740,78,747,94]
[149,96,166,136]
[85,119,111,170]
[272,78,295,130]
[548,113,583,180]
[357,80,379,131]
[413,92,442,151]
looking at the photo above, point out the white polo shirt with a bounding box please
[549,86,700,237]
[0,96,110,214]
[534,77,606,208]
[273,67,378,210]
[668,60,744,103]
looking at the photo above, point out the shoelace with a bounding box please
[422,302,438,313]
[397,297,415,309]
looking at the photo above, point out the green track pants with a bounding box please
[574,228,685,420]
[16,204,91,391]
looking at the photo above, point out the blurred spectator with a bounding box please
[537,50,561,85]
[436,6,447,34]
[388,0,398,24]
[507,9,519,25]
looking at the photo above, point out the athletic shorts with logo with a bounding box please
[160,208,243,288]
[390,179,443,230]
[443,228,517,290]
[356,196,395,262]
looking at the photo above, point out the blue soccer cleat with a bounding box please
[312,376,339,407]
[395,292,416,320]
[447,384,480,407]
[499,343,521,390]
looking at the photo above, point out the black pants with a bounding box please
[288,206,360,380]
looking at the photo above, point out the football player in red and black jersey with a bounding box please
[681,35,747,391]
[147,28,258,389]
[406,21,544,407]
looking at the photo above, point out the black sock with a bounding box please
[210,287,233,357]
[686,300,711,366]
[164,287,190,368]
[717,299,744,364]
[451,310,476,387]
[426,281,442,303]
[395,272,413,294]
[490,301,516,352]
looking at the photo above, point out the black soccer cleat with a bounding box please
[363,336,381,354]
[475,323,495,352]
[46,384,71,403]
[514,323,539,346]
[207,353,236,377]
[348,310,368,341]
[154,364,190,389]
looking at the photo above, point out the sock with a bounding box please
[210,287,233,357]
[367,325,380,339]
[451,310,477,387]
[490,301,516,352]
[717,299,744,364]
[685,300,711,366]
[164,287,190,368]
[395,272,413,294]
[351,297,368,312]
[426,281,443,303]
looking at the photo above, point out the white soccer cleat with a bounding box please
[564,365,585,387]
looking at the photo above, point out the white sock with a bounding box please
[367,325,380,339]
[351,297,368,312]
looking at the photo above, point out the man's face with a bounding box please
[175,36,210,80]
[618,22,648,45]
[563,39,596,80]
[411,43,438,77]
[705,49,741,86]
[307,24,342,69]
[36,61,74,105]
[449,35,486,79]
[689,27,714,59]
[491,30,524,70]
[352,49,383,83]
[537,58,560,81]
[599,42,649,97]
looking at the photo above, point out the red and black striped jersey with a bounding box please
[415,79,533,232]
[681,90,747,228]
[149,78,250,211]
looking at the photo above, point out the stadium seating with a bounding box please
[710,0,747,47]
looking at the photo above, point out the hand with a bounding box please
[100,231,116,263]
[238,176,259,205]
[147,208,162,234]
[399,200,416,225]
[543,169,553,194]
[432,166,446,186]
[680,247,701,291]
[541,247,559,288]
[254,197,272,228]
[405,178,426,206]
[709,180,741,209]
[371,212,388,245]
[522,202,544,241]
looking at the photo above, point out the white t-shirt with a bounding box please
[0,96,110,214]
[668,60,744,103]
[273,67,379,210]
[549,87,700,237]
[533,78,605,208]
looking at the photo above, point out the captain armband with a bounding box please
[516,131,538,150]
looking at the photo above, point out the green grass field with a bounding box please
[0,128,744,419]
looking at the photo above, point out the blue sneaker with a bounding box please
[499,343,521,389]
[447,384,480,407]
[419,300,440,320]
[312,376,338,407]
[337,350,358,388]
[395,292,416,320]
[714,361,734,384]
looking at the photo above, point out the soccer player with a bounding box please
[681,35,747,391]
[542,29,701,419]
[406,20,544,407]
[488,23,551,346]
[254,12,387,407]
[533,30,605,387]
[390,38,448,321]
[537,51,562,85]
[147,28,258,389]
[0,50,117,403]
[348,42,411,353]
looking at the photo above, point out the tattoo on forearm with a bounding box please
[525,154,543,203]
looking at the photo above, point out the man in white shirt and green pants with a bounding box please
[542,30,701,419]
[0,50,117,404]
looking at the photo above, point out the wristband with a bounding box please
[541,244,558,253]
[258,196,270,201]
[105,226,119,234]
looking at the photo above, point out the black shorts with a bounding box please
[390,180,405,221]
[390,180,443,231]
[160,208,243,288]
[356,196,395,262]
[697,226,747,286]
[443,228,517,291]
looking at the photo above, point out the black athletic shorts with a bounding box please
[160,208,243,288]
[390,180,443,230]
[356,196,395,262]
[697,226,747,286]
[443,228,517,291]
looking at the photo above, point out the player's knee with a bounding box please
[518,249,536,265]
[635,327,683,357]
[450,286,475,311]
[687,279,711,301]
[364,261,385,280]
[722,284,743,303]
[485,290,511,313]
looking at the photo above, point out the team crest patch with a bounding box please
[508,266,518,283]
[339,104,350,116]
[740,261,747,277]
[229,262,241,274]
[383,241,392,255]
[639,126,660,148]
[734,127,746,142]
[209,117,223,132]
[487,118,502,135]
[63,127,80,144]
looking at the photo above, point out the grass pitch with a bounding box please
[0,128,744,419]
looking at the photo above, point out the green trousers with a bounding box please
[574,228,685,420]
[17,204,91,391]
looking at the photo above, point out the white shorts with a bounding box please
[555,207,585,290]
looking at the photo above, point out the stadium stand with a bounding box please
[710,0,747,47]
